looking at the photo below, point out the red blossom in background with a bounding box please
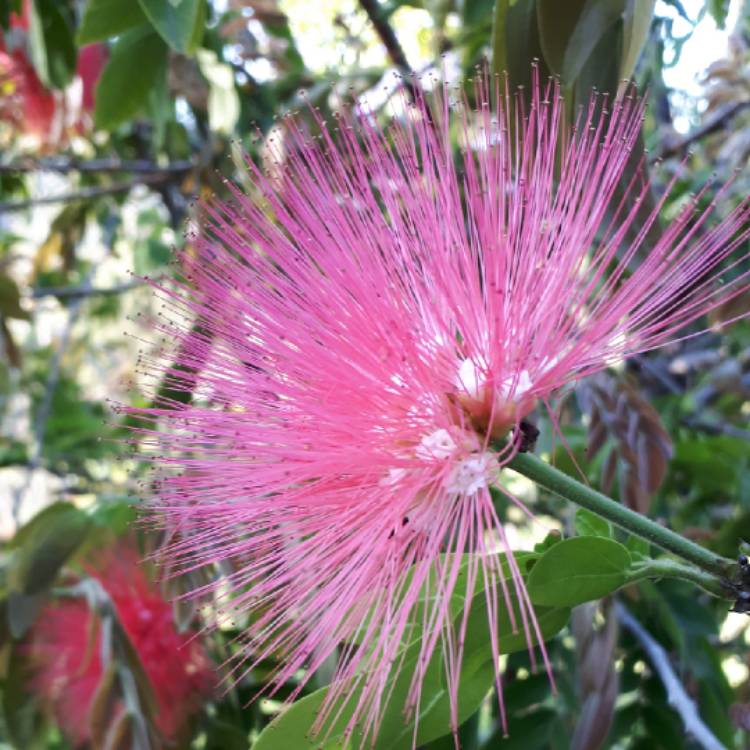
[25,545,213,747]
[0,1,105,146]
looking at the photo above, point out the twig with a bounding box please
[656,100,750,160]
[32,280,142,300]
[616,602,728,750]
[358,0,419,101]
[0,173,179,213]
[11,219,120,521]
[0,157,193,175]
[508,452,733,577]
[682,417,750,442]
[11,285,85,520]
[632,353,682,395]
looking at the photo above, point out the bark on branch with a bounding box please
[616,602,728,750]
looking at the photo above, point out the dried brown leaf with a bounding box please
[584,373,672,510]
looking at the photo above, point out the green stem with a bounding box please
[507,452,734,579]
[625,558,730,599]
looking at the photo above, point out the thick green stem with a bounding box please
[507,452,734,580]
[625,559,730,599]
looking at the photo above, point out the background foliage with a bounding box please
[0,0,749,748]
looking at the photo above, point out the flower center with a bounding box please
[452,358,538,440]
[444,452,495,495]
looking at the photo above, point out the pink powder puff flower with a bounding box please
[127,68,750,745]
[25,544,213,746]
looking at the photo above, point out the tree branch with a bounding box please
[0,157,193,175]
[682,416,750,442]
[507,451,734,579]
[616,603,729,750]
[656,100,750,160]
[0,173,179,213]
[31,280,142,301]
[358,0,419,100]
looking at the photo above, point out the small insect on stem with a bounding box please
[729,552,750,615]
[516,420,540,453]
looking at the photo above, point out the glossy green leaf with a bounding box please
[349,552,539,648]
[527,537,631,607]
[254,570,568,750]
[137,0,205,53]
[489,708,560,747]
[9,502,91,595]
[620,0,656,80]
[536,0,588,73]
[492,0,551,90]
[574,508,613,538]
[558,0,626,85]
[1,646,45,747]
[6,591,45,638]
[77,0,147,43]
[27,0,76,89]
[94,27,168,130]
[625,535,650,560]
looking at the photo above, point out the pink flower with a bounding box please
[25,544,213,746]
[128,70,750,744]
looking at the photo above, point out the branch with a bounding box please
[32,280,142,301]
[507,452,734,579]
[624,558,728,598]
[0,157,193,175]
[682,416,750,442]
[358,0,419,101]
[656,100,750,160]
[0,173,180,213]
[616,603,729,750]
[12,282,86,520]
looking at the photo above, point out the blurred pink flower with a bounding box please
[128,70,750,744]
[26,544,213,746]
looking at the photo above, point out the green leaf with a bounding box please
[77,0,147,44]
[137,0,205,53]
[492,0,551,89]
[6,591,45,638]
[574,508,613,538]
[625,534,650,560]
[9,502,91,595]
[708,0,730,28]
[254,569,568,750]
[489,708,560,747]
[1,646,45,747]
[620,0,656,80]
[27,0,77,89]
[94,26,168,130]
[558,0,626,85]
[536,0,588,73]
[0,274,30,320]
[527,537,631,607]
